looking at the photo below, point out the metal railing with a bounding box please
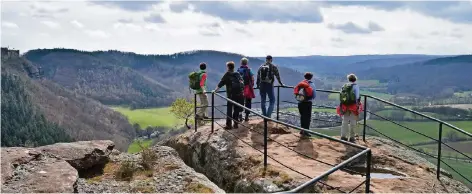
[194,85,472,191]
[194,87,372,193]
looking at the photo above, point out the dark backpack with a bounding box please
[237,67,251,85]
[340,83,357,105]
[188,71,203,90]
[259,63,272,83]
[229,72,244,94]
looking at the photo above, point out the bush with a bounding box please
[139,142,157,170]
[115,160,136,181]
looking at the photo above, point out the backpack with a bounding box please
[229,72,244,94]
[294,80,314,102]
[340,83,357,105]
[237,67,251,86]
[188,71,203,90]
[259,63,272,83]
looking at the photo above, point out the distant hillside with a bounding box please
[24,49,313,107]
[263,54,443,75]
[359,55,472,97]
[1,54,135,150]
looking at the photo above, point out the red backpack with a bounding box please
[294,80,314,101]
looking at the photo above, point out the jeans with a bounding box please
[244,98,252,115]
[226,93,244,127]
[260,82,275,117]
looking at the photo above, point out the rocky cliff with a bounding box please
[163,119,471,193]
[1,140,223,193]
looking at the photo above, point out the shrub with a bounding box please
[138,142,158,170]
[115,160,136,181]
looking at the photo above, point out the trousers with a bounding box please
[341,111,357,139]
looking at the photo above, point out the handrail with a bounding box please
[213,92,367,150]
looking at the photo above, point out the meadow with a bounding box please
[112,106,182,128]
[328,90,394,101]
[127,139,153,154]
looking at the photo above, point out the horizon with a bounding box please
[2,1,472,56]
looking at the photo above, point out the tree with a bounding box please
[170,97,195,129]
[445,131,459,142]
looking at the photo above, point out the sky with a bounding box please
[1,0,472,56]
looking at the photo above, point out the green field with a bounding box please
[454,91,472,98]
[366,120,472,145]
[425,157,472,188]
[284,107,337,113]
[112,107,182,128]
[374,109,456,120]
[127,139,153,153]
[415,141,472,157]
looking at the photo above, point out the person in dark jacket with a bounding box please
[213,61,244,129]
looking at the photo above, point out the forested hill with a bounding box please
[1,54,135,150]
[358,55,472,96]
[24,49,313,108]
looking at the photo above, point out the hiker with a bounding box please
[294,72,317,137]
[213,61,244,129]
[336,74,361,143]
[237,57,255,122]
[256,55,284,118]
[189,62,209,120]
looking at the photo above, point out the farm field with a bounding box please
[112,106,182,128]
[127,139,153,153]
[373,109,456,120]
[425,157,472,189]
[433,104,472,110]
[366,120,472,145]
[328,90,393,101]
[415,141,472,157]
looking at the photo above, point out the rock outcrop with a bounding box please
[163,119,471,193]
[1,140,224,193]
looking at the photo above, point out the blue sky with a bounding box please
[1,0,472,56]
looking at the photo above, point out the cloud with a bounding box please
[84,30,108,38]
[117,18,134,24]
[90,1,157,12]
[198,22,222,37]
[169,1,324,23]
[328,21,384,34]
[41,21,60,29]
[2,22,19,29]
[70,20,84,28]
[144,14,166,23]
[324,1,472,24]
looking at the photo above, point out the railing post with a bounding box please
[365,149,371,193]
[276,86,280,120]
[437,123,443,180]
[264,118,268,167]
[363,96,368,142]
[194,93,197,132]
[211,92,215,133]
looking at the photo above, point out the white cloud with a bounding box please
[41,20,60,29]
[84,30,109,38]
[1,1,471,56]
[2,22,19,29]
[70,20,84,28]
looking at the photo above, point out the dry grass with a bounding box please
[138,142,158,170]
[184,182,214,193]
[115,160,136,181]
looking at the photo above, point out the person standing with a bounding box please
[294,72,316,137]
[237,57,255,122]
[337,74,361,143]
[213,61,244,129]
[256,55,284,118]
[192,62,209,120]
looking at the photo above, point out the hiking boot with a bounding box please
[341,137,348,141]
[244,114,249,122]
[349,137,356,143]
[223,126,232,130]
[233,124,239,129]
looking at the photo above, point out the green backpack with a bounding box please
[188,71,203,90]
[340,83,357,105]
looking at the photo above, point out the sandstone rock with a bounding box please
[1,148,78,193]
[163,119,471,193]
[37,140,115,170]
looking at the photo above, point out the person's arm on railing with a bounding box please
[273,64,284,86]
[213,72,227,93]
